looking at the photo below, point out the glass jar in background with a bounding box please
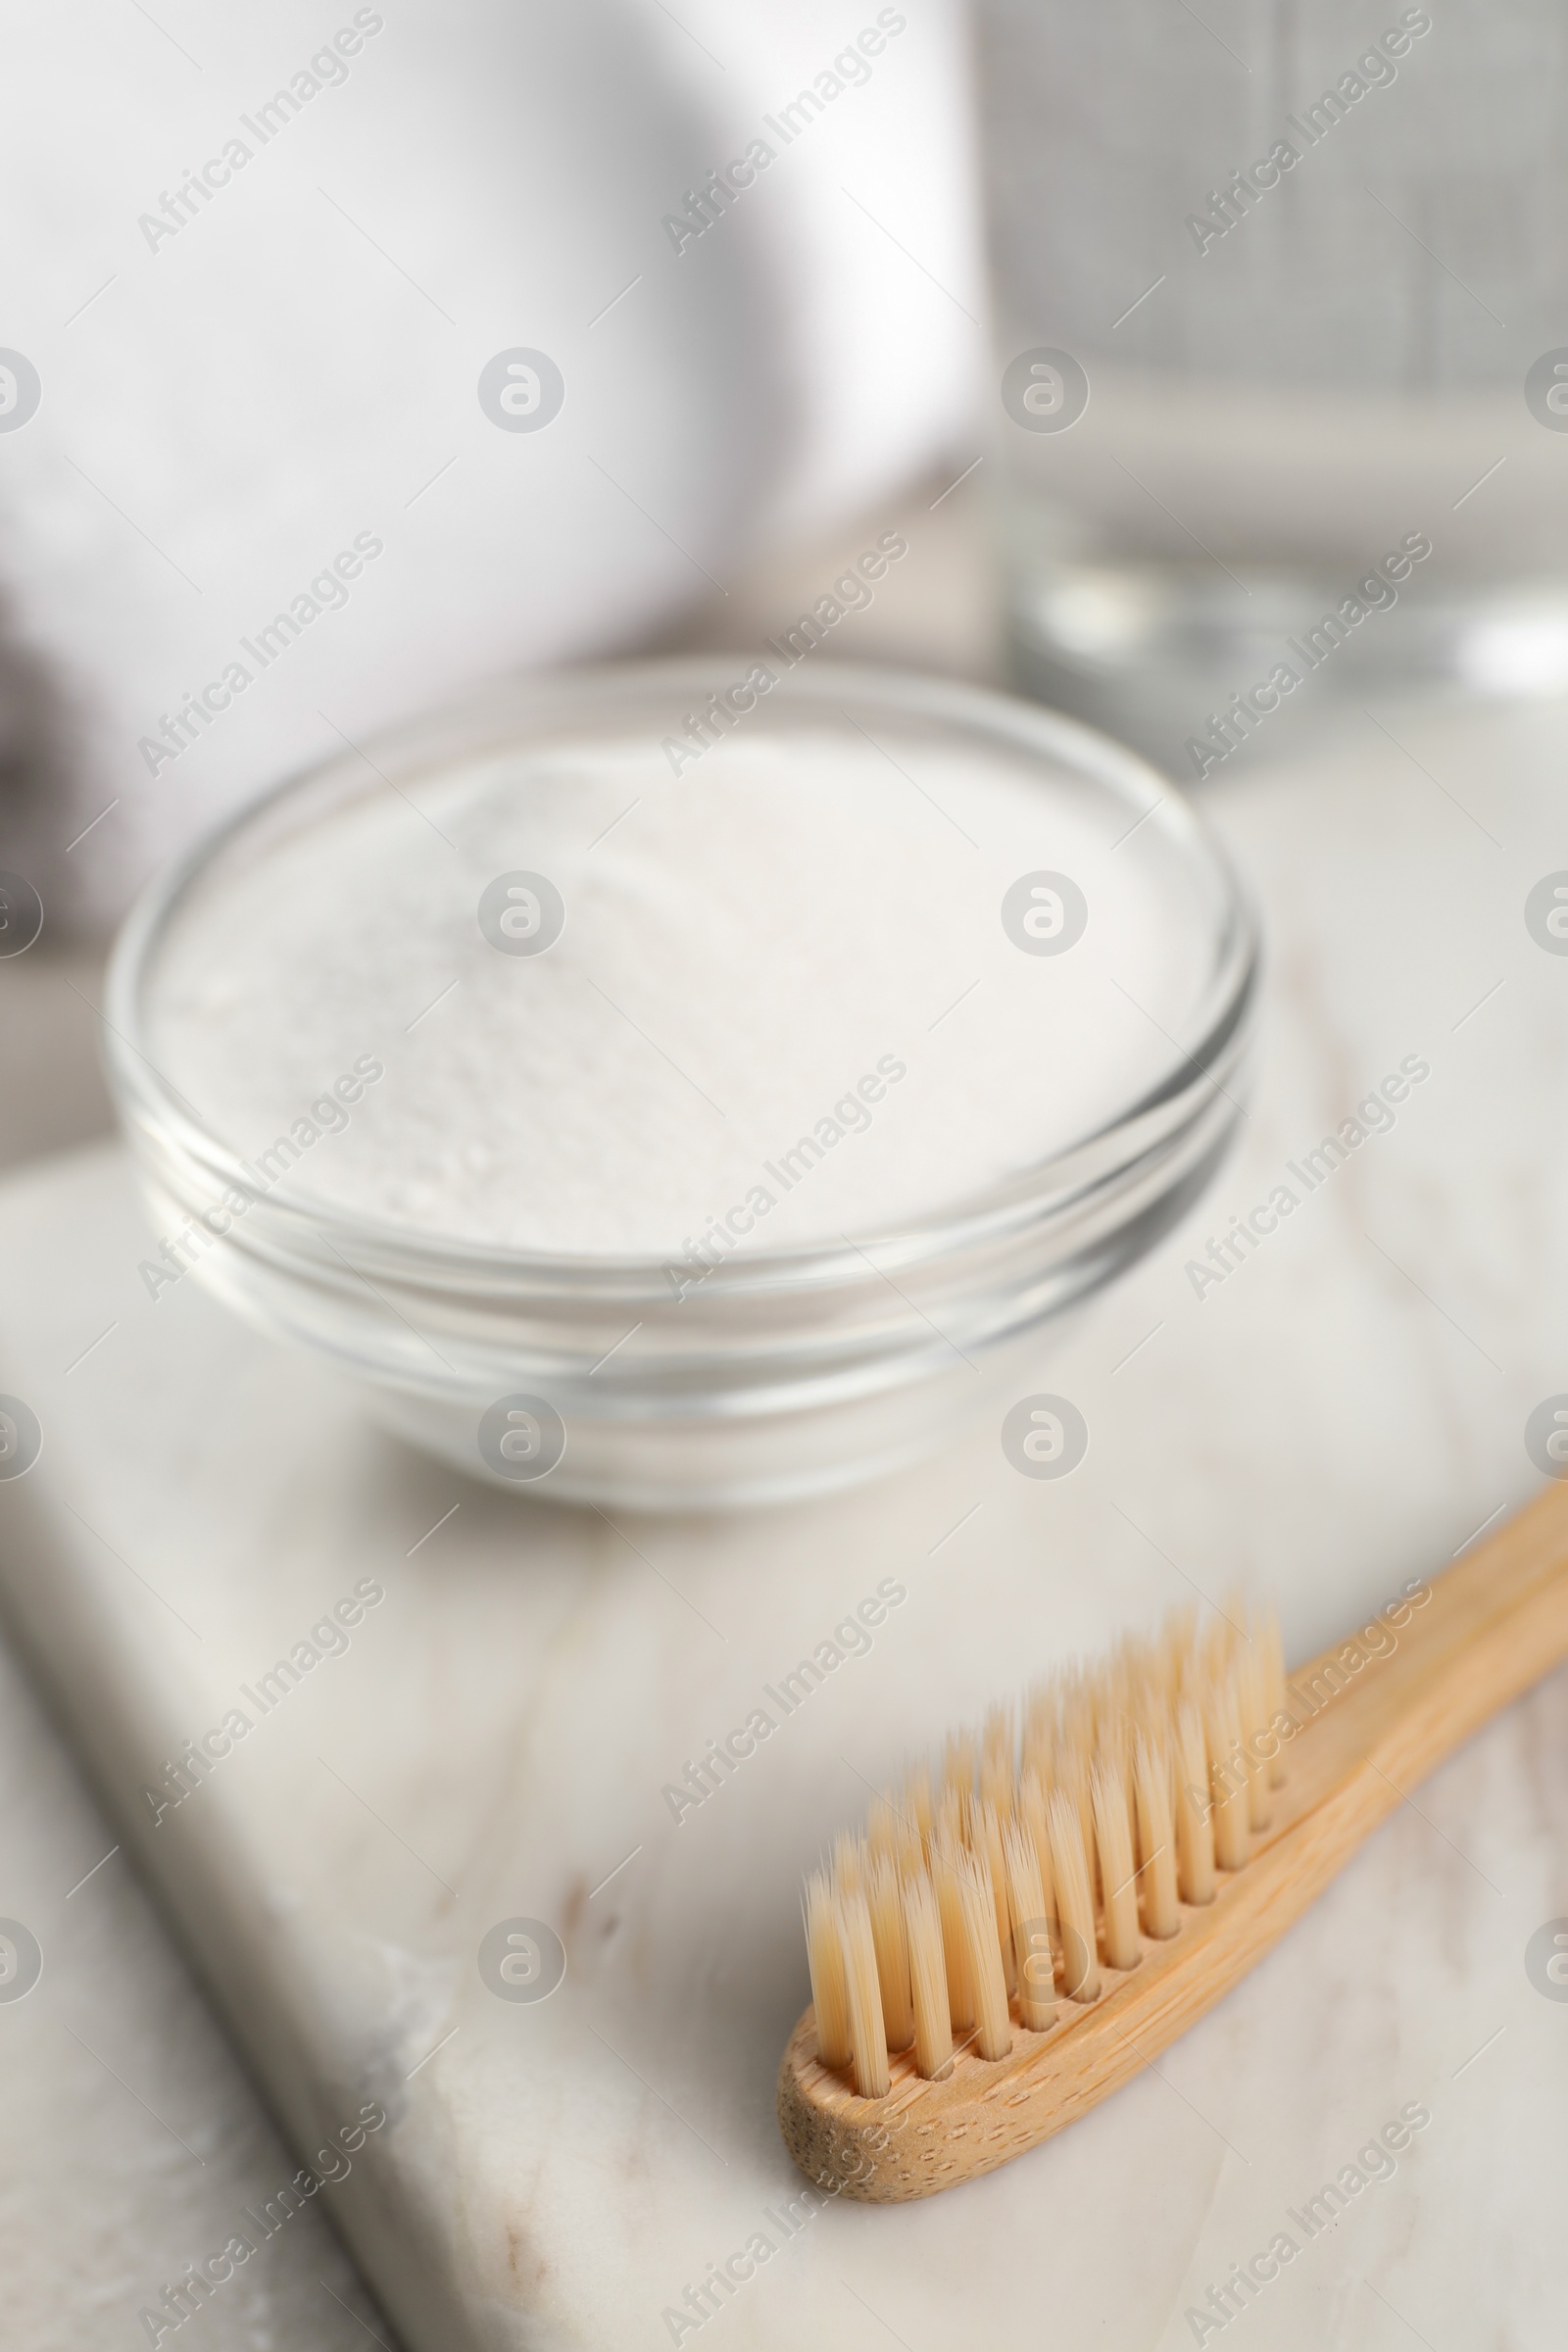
[975,0,1568,778]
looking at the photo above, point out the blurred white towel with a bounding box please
[0,0,981,924]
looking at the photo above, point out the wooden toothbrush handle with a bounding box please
[1293,1472,1568,1804]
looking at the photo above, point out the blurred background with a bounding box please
[1,1,1561,2343]
[4,1,1560,940]
[0,0,985,933]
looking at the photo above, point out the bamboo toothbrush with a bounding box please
[777,1478,1568,2201]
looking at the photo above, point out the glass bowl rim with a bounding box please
[103,656,1260,1295]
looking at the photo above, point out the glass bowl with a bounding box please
[103,661,1257,1511]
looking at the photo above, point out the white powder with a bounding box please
[148,723,1215,1257]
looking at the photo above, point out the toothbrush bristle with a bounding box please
[799,1599,1283,2094]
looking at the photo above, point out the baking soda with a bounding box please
[150,724,1208,1256]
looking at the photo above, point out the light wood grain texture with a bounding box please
[777,1477,1568,2199]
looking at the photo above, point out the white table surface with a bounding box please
[2,663,1567,2349]
[0,972,402,2350]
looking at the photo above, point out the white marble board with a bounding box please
[1,692,1566,2349]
